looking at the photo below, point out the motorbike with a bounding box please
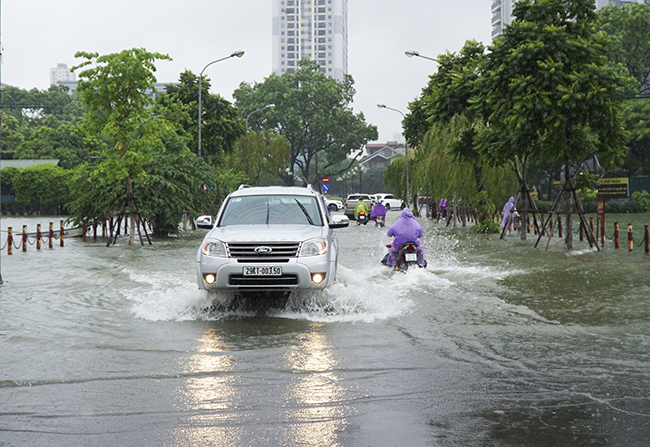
[374,215,385,227]
[356,210,369,225]
[380,241,426,272]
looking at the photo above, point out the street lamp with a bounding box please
[377,104,410,209]
[198,50,245,158]
[246,104,275,129]
[404,50,438,62]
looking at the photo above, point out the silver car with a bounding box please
[196,185,349,291]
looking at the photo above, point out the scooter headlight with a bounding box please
[202,240,228,257]
[300,238,328,257]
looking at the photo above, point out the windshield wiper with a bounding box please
[294,198,314,225]
[266,199,270,224]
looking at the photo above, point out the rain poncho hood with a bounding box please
[387,208,423,249]
[370,202,387,220]
[500,197,515,228]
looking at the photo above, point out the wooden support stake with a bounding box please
[7,227,12,255]
[614,222,619,249]
[22,225,27,252]
[36,224,41,250]
[628,224,633,252]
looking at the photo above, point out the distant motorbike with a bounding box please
[380,241,426,272]
[375,215,385,227]
[356,210,369,225]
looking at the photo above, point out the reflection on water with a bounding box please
[171,330,243,447]
[282,327,348,447]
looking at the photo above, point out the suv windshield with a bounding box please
[218,195,324,226]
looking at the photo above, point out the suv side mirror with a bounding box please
[329,214,349,229]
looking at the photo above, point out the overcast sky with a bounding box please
[1,0,492,143]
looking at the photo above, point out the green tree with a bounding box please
[160,70,246,162]
[73,48,174,245]
[224,130,290,186]
[477,0,630,248]
[10,164,71,214]
[233,59,378,188]
[598,3,650,176]
[14,123,106,169]
[598,2,650,95]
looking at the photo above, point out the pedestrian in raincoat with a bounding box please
[354,198,369,220]
[386,208,425,266]
[370,199,387,221]
[500,196,516,232]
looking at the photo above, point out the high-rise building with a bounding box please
[272,0,348,81]
[492,0,648,38]
[50,63,76,86]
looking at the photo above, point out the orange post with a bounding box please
[49,222,53,249]
[7,227,12,255]
[60,221,64,247]
[628,224,633,252]
[614,222,619,249]
[22,225,27,252]
[36,224,41,250]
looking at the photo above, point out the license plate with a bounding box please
[243,266,282,276]
[405,253,417,262]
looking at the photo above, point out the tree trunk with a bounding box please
[126,176,135,246]
[564,160,573,250]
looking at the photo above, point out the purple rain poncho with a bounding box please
[370,202,387,220]
[386,208,425,266]
[500,196,515,229]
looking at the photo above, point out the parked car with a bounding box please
[343,193,374,219]
[325,198,344,211]
[374,193,405,211]
[196,185,349,292]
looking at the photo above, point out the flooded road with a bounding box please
[1,212,650,446]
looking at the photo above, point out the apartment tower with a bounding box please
[272,0,348,81]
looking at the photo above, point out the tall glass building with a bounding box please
[272,0,348,81]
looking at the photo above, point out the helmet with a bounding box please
[378,199,384,204]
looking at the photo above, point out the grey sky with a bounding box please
[2,0,492,143]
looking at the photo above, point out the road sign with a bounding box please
[322,184,329,192]
[322,176,329,184]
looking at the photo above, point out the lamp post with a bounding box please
[245,104,275,129]
[198,50,244,158]
[404,50,438,63]
[377,104,410,209]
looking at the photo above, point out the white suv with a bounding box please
[196,186,349,291]
[374,193,405,211]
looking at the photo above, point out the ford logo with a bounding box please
[254,246,273,254]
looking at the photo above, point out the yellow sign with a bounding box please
[597,177,629,199]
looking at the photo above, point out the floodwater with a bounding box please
[1,212,650,446]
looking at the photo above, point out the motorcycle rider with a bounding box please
[354,198,369,221]
[370,199,387,223]
[385,208,425,267]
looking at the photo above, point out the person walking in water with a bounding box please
[500,196,517,234]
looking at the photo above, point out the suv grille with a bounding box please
[229,274,298,288]
[227,242,300,260]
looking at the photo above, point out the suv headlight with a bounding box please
[300,238,328,257]
[202,240,228,257]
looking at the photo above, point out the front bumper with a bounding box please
[197,254,331,291]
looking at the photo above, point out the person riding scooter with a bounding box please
[354,198,369,221]
[370,199,387,226]
[385,208,425,267]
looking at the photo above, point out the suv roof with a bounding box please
[232,185,316,197]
